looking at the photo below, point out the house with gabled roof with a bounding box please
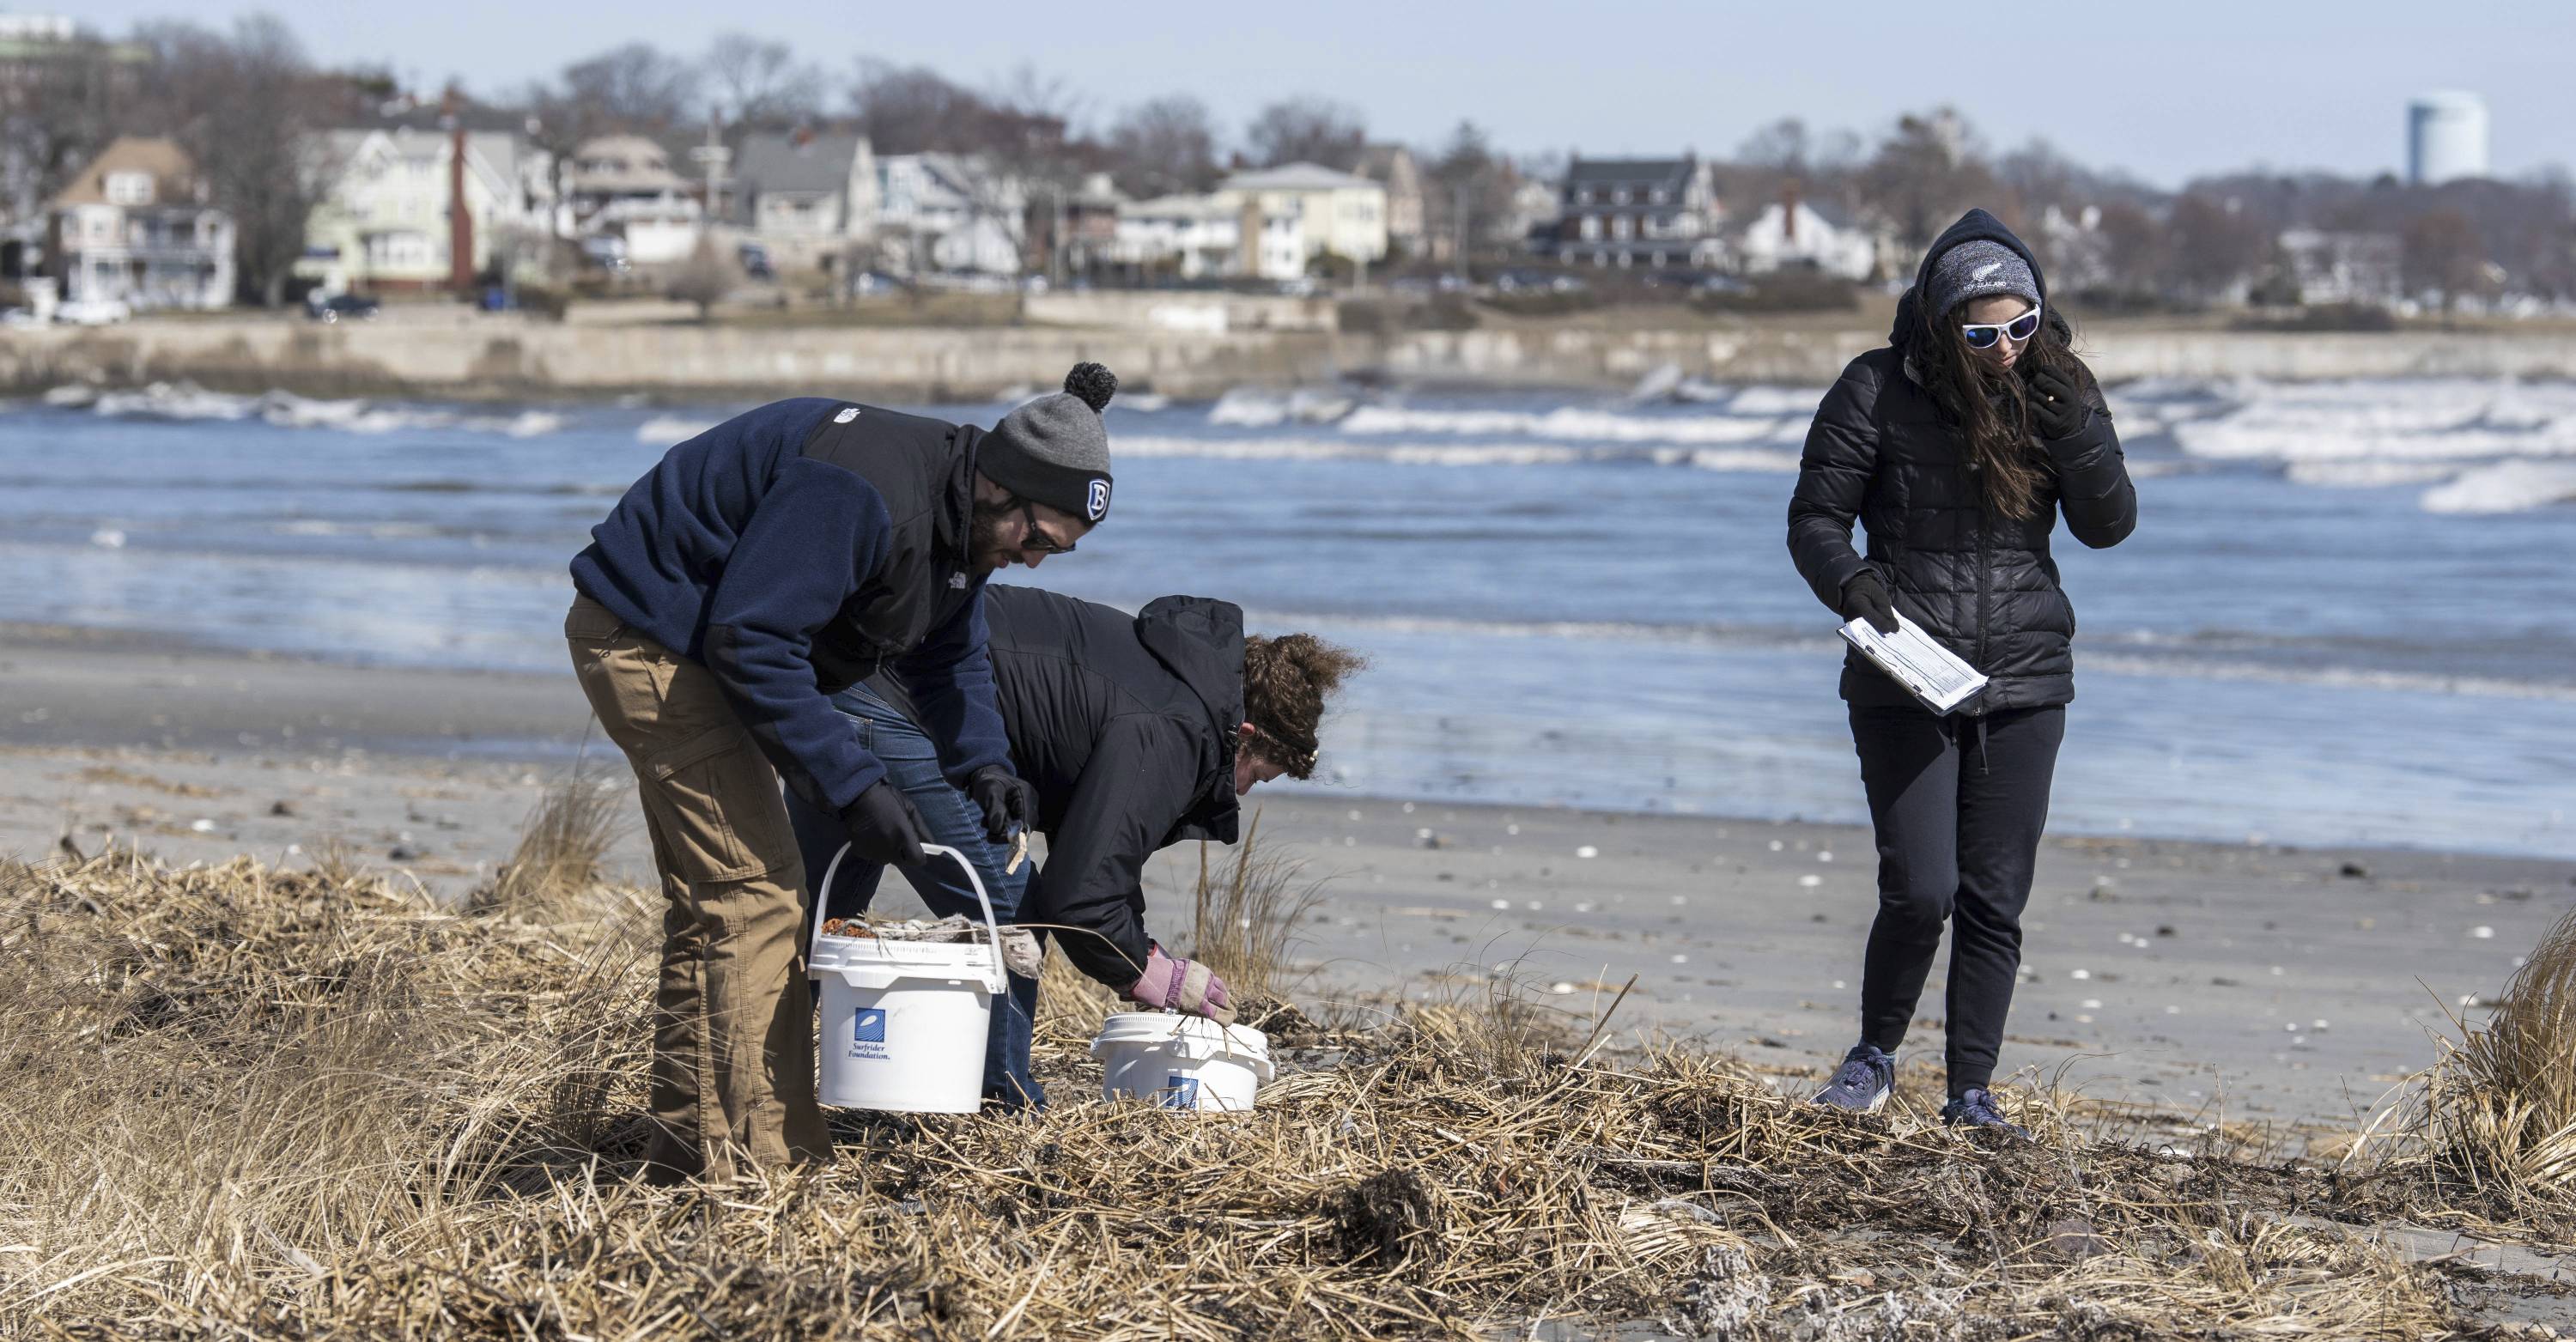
[1554,155,1724,270]
[297,126,553,292]
[732,129,877,266]
[46,135,234,309]
[1215,161,1387,270]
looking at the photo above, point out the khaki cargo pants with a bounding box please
[565,594,828,1181]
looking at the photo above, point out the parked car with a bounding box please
[307,293,380,323]
[580,236,631,273]
[54,298,131,325]
[737,240,775,281]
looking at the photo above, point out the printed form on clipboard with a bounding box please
[1838,612,1989,714]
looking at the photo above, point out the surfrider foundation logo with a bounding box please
[848,1006,890,1060]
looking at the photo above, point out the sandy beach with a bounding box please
[9,620,2567,1136]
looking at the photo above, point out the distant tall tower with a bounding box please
[2409,92,2488,185]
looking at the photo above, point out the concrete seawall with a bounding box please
[8,315,2576,401]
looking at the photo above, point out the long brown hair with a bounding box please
[1914,299,2085,520]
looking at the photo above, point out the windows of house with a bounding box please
[1611,216,1632,240]
[1579,215,1601,240]
[105,171,153,206]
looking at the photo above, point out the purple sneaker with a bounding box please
[1812,1043,1894,1114]
[1940,1087,2031,1139]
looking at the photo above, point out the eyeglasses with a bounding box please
[1018,501,1076,556]
[1961,304,2042,349]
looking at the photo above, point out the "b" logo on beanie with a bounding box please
[1085,477,1110,522]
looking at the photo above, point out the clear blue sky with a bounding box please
[62,0,2576,186]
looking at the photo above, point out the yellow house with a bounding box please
[1214,162,1387,269]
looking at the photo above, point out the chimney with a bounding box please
[444,86,475,293]
[1783,178,1800,246]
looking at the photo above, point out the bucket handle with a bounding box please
[810,841,1008,993]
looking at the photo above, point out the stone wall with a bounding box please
[8,313,2573,401]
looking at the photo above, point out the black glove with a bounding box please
[2023,361,2091,441]
[1838,570,1899,635]
[838,779,929,867]
[965,765,1036,843]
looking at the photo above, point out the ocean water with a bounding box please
[6,376,2573,858]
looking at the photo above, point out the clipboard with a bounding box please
[1838,610,1988,714]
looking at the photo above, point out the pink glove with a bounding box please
[1127,944,1236,1024]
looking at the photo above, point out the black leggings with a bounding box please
[1850,702,2065,1096]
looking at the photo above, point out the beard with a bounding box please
[966,499,1013,577]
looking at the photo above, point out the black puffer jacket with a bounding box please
[873,586,1242,987]
[1788,209,2137,714]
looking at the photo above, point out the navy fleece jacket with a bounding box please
[570,397,1008,812]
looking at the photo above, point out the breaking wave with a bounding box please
[76,383,562,437]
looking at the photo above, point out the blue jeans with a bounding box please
[787,685,1042,1108]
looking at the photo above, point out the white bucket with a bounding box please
[1091,1011,1275,1112]
[809,843,1005,1114]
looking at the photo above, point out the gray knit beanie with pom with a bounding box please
[981,362,1117,523]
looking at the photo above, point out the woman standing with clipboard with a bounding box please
[1787,209,2138,1133]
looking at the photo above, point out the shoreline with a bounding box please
[4,617,2564,866]
[8,620,2574,1131]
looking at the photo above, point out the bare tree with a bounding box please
[1737,118,1812,176]
[1107,94,1218,196]
[1425,120,1513,268]
[848,61,990,155]
[1244,97,1364,171]
[1855,108,1996,255]
[512,79,605,241]
[666,233,738,320]
[2163,192,2270,301]
[0,32,138,240]
[2093,199,2166,295]
[702,33,824,129]
[2402,208,2488,313]
[133,16,348,307]
[561,42,700,133]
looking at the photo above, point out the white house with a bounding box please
[1215,162,1387,270]
[1733,198,1876,280]
[2279,228,2403,305]
[875,153,1023,276]
[732,130,877,267]
[298,126,554,292]
[46,136,234,309]
[1112,192,1304,282]
[567,134,700,264]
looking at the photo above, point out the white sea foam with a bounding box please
[2421,458,2576,515]
[85,383,564,437]
[2285,459,2458,488]
[41,384,100,408]
[638,415,720,443]
[1337,404,1801,446]
[2168,378,2576,464]
[1111,434,1801,471]
[1206,387,1353,427]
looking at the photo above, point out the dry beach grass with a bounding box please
[3,817,2574,1338]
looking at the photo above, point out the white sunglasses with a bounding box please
[1961,302,2042,349]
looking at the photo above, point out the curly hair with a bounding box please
[1915,298,2087,521]
[1241,633,1368,780]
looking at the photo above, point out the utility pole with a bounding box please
[689,107,732,244]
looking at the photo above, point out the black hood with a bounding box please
[1133,594,1245,840]
[1890,208,2061,357]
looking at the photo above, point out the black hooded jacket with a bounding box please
[873,586,1242,987]
[1787,209,2138,713]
